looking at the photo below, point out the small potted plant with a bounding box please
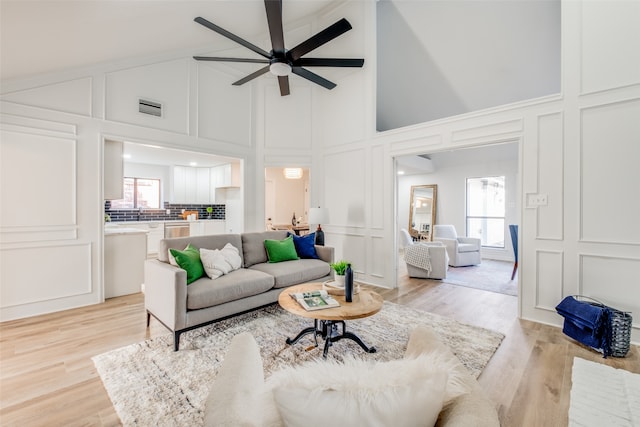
[206,206,213,219]
[330,260,350,286]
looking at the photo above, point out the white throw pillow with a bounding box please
[220,243,242,270]
[200,248,230,279]
[200,244,242,279]
[266,353,469,427]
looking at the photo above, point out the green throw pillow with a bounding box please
[169,244,204,284]
[264,236,300,263]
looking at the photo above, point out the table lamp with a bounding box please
[309,207,329,246]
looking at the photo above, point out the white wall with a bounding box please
[377,0,561,130]
[397,143,519,261]
[1,0,638,346]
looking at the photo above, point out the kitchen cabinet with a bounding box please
[172,166,215,204]
[189,220,225,236]
[104,228,147,298]
[145,223,164,256]
[204,220,225,235]
[104,140,123,200]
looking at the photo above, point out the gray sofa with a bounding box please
[144,230,334,350]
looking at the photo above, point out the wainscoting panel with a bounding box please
[196,65,252,147]
[104,59,190,134]
[580,0,640,94]
[535,250,564,311]
[536,112,564,240]
[264,86,311,150]
[0,243,93,319]
[318,72,367,147]
[324,148,366,228]
[451,118,523,145]
[0,77,92,117]
[369,235,386,280]
[370,145,385,230]
[580,99,640,244]
[579,254,639,330]
[0,130,76,231]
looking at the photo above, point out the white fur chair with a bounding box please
[433,225,481,267]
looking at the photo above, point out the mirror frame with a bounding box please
[409,184,437,241]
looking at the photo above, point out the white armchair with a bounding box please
[433,225,481,267]
[400,229,448,279]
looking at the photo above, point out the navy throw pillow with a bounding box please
[288,232,319,259]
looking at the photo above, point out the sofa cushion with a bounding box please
[249,259,330,288]
[287,232,319,259]
[187,268,274,310]
[264,236,299,263]
[242,231,289,267]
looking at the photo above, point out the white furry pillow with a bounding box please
[266,353,469,427]
[200,243,242,279]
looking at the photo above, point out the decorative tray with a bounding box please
[322,280,360,296]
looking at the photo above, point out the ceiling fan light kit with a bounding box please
[193,0,364,96]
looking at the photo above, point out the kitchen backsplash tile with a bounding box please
[105,201,225,222]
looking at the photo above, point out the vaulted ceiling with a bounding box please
[0,0,335,81]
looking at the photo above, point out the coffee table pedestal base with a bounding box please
[285,319,377,358]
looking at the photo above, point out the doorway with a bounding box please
[395,142,520,296]
[264,167,309,231]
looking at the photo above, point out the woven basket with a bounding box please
[576,296,632,358]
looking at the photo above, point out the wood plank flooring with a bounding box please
[1,266,638,426]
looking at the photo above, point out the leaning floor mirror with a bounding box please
[409,184,437,241]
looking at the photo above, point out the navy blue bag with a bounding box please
[555,296,611,357]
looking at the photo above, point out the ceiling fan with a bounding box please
[193,0,364,96]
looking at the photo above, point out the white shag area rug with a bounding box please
[93,301,504,426]
[569,357,640,426]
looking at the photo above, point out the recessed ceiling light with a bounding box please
[190,162,198,167]
[122,154,132,159]
[397,170,405,175]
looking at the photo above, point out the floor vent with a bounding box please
[139,99,162,117]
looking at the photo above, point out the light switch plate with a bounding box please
[526,193,549,207]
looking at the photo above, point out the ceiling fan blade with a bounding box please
[291,67,336,90]
[288,18,352,61]
[264,0,285,54]
[294,58,364,67]
[278,76,290,96]
[194,16,271,59]
[232,66,270,86]
[193,56,270,64]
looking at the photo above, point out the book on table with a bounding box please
[290,290,340,311]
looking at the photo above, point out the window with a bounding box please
[110,177,160,209]
[466,176,505,248]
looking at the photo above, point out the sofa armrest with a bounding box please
[315,245,334,264]
[144,259,188,331]
[204,333,265,427]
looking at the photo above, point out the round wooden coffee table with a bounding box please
[278,283,384,358]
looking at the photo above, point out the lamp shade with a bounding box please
[309,207,329,225]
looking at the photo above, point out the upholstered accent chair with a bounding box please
[400,229,448,279]
[433,225,481,267]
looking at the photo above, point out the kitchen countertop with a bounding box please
[105,227,149,235]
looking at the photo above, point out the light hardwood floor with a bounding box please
[1,269,638,426]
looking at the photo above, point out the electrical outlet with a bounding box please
[166,209,171,215]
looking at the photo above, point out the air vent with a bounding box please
[138,99,162,117]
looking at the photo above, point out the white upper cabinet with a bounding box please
[172,165,234,204]
[104,140,124,200]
